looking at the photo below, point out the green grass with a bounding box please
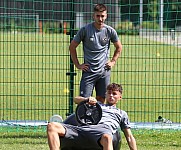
[0,129,181,150]
[0,32,180,123]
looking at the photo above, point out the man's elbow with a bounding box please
[118,44,122,52]
[115,45,122,54]
[115,47,122,56]
[73,97,79,104]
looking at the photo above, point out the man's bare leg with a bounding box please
[100,134,113,150]
[47,122,65,150]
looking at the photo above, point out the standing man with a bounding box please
[69,4,122,103]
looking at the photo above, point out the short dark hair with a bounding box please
[94,4,107,12]
[107,83,123,94]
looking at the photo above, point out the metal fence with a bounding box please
[0,0,180,127]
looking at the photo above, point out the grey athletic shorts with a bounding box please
[80,69,111,98]
[60,123,112,149]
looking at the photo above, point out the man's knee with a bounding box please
[47,122,56,132]
[47,122,64,133]
[102,134,112,140]
[100,134,112,144]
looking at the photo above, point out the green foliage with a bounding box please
[0,18,65,33]
[115,20,139,35]
[43,21,63,33]
[147,0,158,20]
[0,18,37,32]
[141,21,160,29]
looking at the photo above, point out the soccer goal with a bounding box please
[0,13,39,33]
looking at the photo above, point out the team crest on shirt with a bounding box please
[103,37,107,41]
[90,37,94,41]
[100,36,108,46]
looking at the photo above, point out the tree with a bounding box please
[147,0,158,21]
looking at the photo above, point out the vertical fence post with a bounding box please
[68,0,75,115]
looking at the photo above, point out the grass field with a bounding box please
[0,128,181,150]
[0,32,180,124]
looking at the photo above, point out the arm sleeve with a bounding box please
[120,111,131,130]
[110,28,119,43]
[73,27,85,43]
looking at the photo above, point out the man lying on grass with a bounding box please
[47,83,137,150]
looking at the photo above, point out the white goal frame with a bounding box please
[0,13,39,33]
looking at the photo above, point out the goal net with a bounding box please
[0,13,39,33]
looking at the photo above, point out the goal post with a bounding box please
[0,13,39,33]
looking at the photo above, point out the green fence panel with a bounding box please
[0,0,180,131]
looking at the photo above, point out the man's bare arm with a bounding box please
[74,96,97,105]
[123,128,137,150]
[111,40,122,63]
[69,40,90,71]
[69,40,80,68]
[106,40,122,68]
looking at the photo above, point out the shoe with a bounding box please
[50,115,63,123]
[155,116,172,123]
